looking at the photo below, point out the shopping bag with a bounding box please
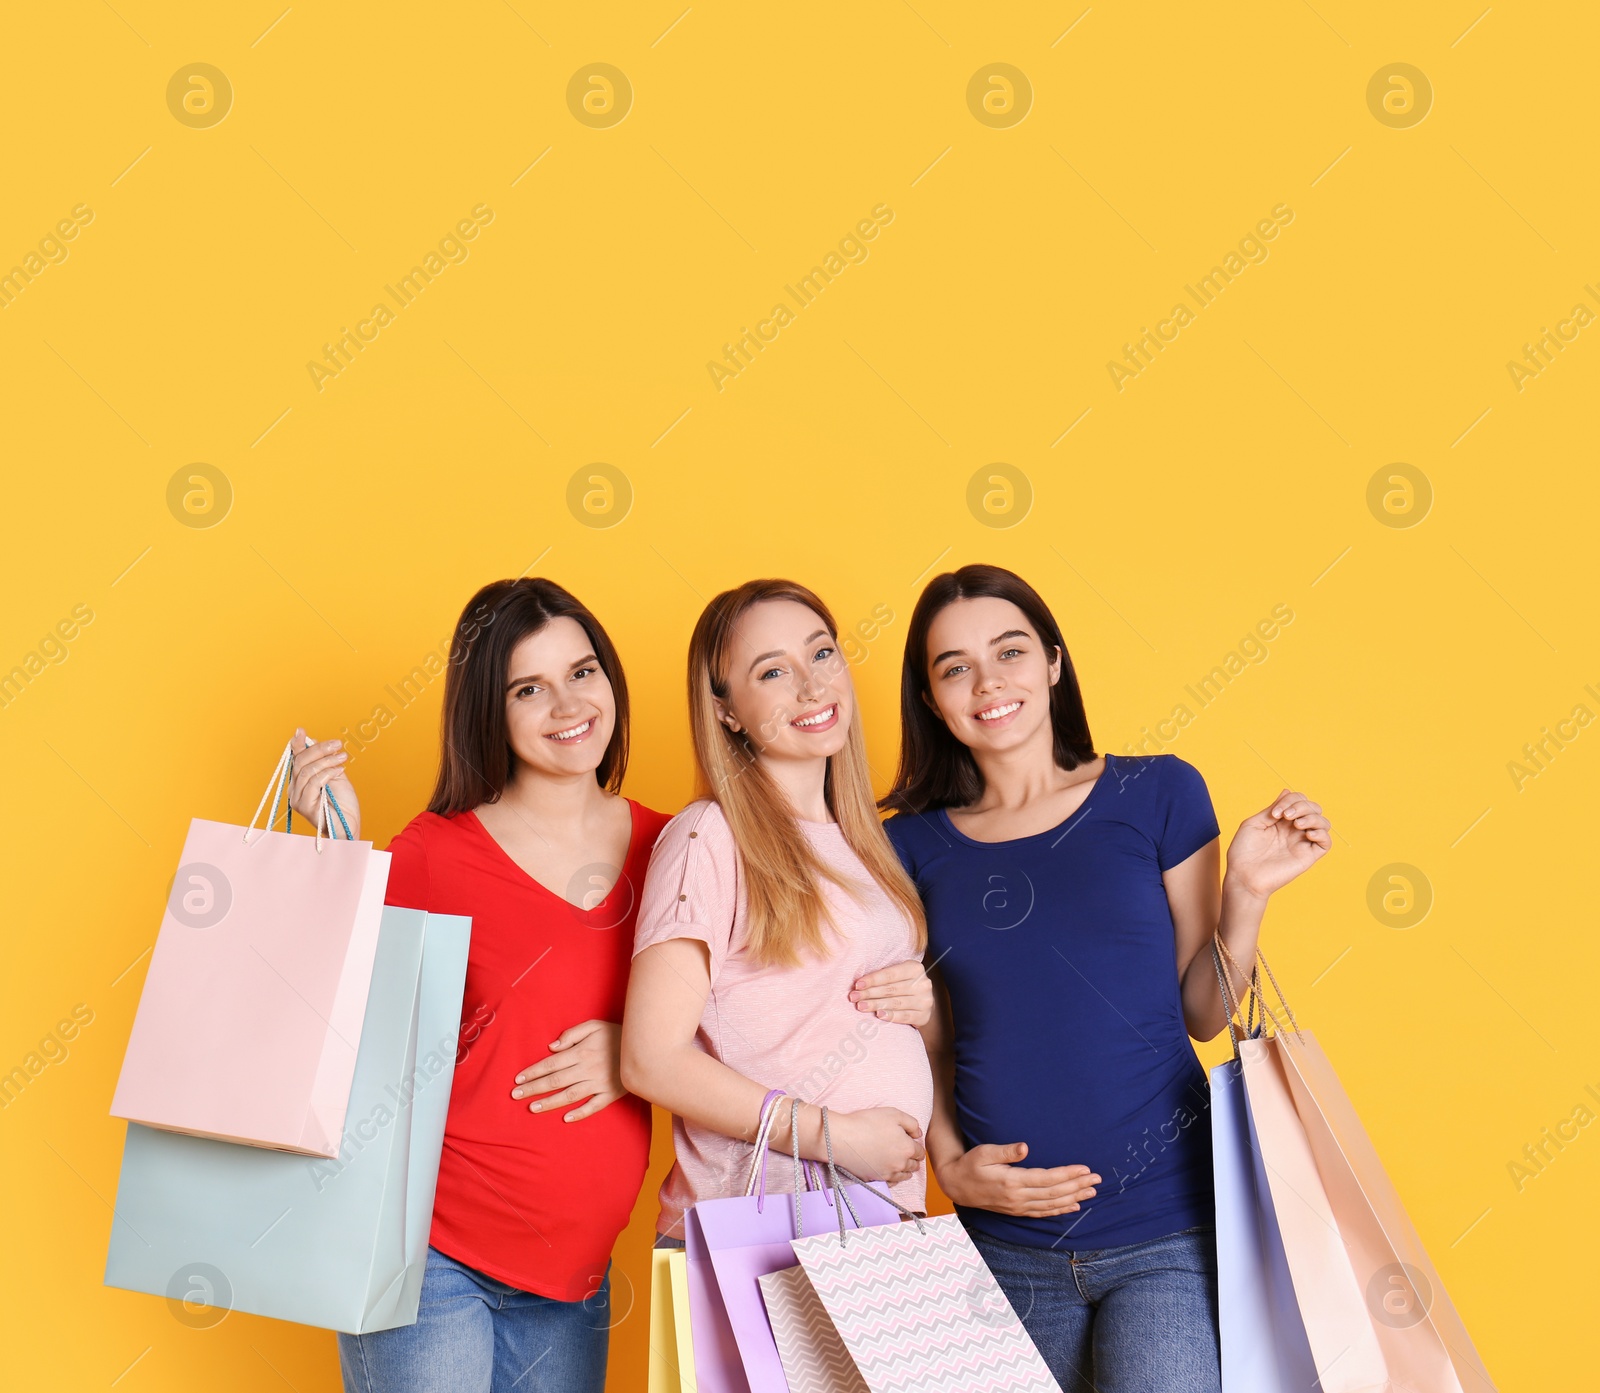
[758,1263,867,1393]
[111,743,391,1156]
[103,906,469,1333]
[1220,941,1496,1393]
[786,1108,1060,1393]
[1275,1028,1496,1392]
[1239,1034,1387,1391]
[1208,938,1324,1392]
[671,1249,698,1390]
[790,1213,1060,1393]
[649,1249,699,1393]
[684,1096,900,1393]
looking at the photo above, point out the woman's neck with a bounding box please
[968,721,1079,811]
[493,765,608,828]
[760,753,831,823]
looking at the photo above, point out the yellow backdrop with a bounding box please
[3,1,1593,1387]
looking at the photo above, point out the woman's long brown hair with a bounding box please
[687,578,926,967]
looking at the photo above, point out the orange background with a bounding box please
[4,1,1597,1387]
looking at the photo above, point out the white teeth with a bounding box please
[976,702,1021,722]
[549,720,592,741]
[794,706,836,728]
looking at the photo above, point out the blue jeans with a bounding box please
[337,1246,609,1393]
[966,1222,1221,1393]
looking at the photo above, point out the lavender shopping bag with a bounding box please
[685,1098,900,1393]
[1209,948,1320,1391]
[1212,1060,1321,1391]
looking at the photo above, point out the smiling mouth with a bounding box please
[792,705,838,730]
[546,719,594,742]
[974,701,1022,723]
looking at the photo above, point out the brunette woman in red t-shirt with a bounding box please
[287,578,670,1393]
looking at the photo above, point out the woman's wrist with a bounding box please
[929,1146,969,1201]
[767,1097,823,1161]
[924,1125,967,1178]
[1220,872,1270,914]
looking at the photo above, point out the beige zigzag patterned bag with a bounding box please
[759,1263,869,1393]
[781,1109,1062,1393]
[790,1216,1060,1393]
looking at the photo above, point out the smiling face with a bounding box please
[715,598,855,765]
[502,616,616,780]
[922,595,1061,754]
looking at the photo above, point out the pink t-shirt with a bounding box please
[633,799,934,1238]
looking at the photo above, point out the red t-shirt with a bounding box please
[383,798,670,1301]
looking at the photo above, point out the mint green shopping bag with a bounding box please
[103,907,470,1333]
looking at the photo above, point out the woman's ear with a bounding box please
[712,696,742,734]
[1048,645,1063,687]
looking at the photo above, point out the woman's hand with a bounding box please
[286,728,361,839]
[1225,789,1330,899]
[512,1020,625,1122]
[827,1107,926,1185]
[850,960,934,1026]
[936,1141,1100,1218]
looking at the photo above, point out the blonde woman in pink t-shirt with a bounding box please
[621,578,936,1243]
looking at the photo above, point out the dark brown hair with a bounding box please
[879,564,1095,815]
[427,578,629,815]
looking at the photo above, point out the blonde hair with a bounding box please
[687,578,927,968]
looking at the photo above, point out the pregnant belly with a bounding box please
[787,1019,934,1132]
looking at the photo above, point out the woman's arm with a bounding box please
[1169,840,1260,1041]
[620,938,926,1183]
[1169,789,1331,1040]
[917,970,967,1177]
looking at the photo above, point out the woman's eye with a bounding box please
[999,648,1023,660]
[813,646,835,664]
[572,666,596,680]
[515,685,540,698]
[758,667,783,681]
[941,663,968,679]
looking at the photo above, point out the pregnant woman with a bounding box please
[286,577,670,1393]
[881,564,1331,1393]
[621,578,936,1246]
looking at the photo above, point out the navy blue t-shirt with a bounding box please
[885,752,1221,1252]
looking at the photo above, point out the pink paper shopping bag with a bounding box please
[1225,941,1497,1393]
[111,742,390,1157]
[1274,1028,1496,1392]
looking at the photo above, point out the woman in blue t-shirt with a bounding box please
[880,563,1331,1393]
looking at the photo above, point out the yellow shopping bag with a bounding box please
[648,1249,697,1392]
